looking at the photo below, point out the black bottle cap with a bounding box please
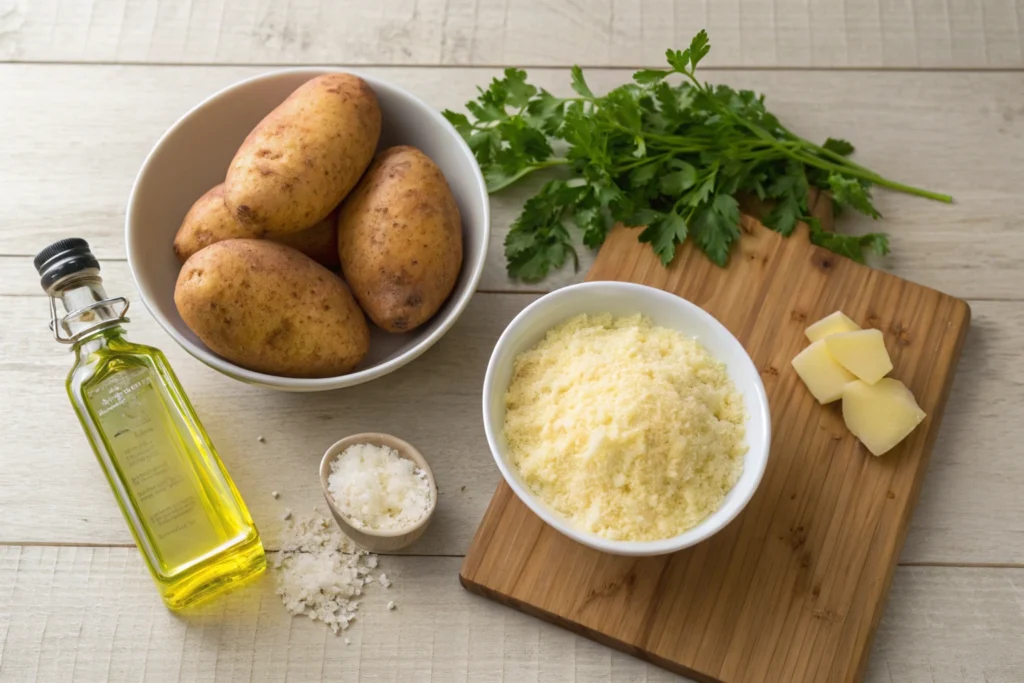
[34,238,101,291]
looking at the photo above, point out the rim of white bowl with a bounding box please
[125,67,490,391]
[481,281,772,556]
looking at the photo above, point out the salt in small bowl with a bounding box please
[319,433,437,552]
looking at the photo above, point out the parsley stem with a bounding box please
[487,158,570,193]
[615,152,674,173]
[786,151,953,203]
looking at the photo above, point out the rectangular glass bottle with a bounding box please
[38,239,265,609]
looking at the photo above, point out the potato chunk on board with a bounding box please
[825,329,893,385]
[842,379,927,456]
[791,341,856,404]
[804,311,861,342]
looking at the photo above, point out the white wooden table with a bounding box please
[2,1,1023,681]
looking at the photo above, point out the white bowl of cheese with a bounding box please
[482,281,771,556]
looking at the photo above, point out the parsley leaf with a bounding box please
[633,69,670,85]
[828,174,881,219]
[448,30,952,280]
[570,65,594,98]
[659,163,697,195]
[692,195,741,266]
[823,137,855,156]
[640,211,688,264]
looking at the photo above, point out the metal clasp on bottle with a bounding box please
[49,296,131,344]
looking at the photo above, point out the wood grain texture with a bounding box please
[1,8,1022,676]
[2,258,1023,564]
[461,217,971,682]
[1,0,1021,68]
[2,64,1022,299]
[1,546,1023,683]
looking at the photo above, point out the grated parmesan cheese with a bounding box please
[504,313,747,541]
[327,444,432,531]
[272,510,385,634]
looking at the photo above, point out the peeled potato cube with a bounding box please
[842,378,926,456]
[792,340,856,404]
[805,311,861,342]
[825,329,893,385]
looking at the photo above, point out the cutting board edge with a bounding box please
[846,295,971,683]
[459,562,722,683]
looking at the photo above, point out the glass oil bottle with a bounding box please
[35,238,265,610]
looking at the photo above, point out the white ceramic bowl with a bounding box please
[482,281,771,556]
[126,69,489,391]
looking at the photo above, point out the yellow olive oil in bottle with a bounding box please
[36,239,265,609]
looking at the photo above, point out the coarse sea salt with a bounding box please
[272,510,384,634]
[327,443,432,531]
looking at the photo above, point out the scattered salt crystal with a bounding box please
[271,491,279,499]
[272,510,388,635]
[379,573,391,588]
[327,443,432,531]
[257,435,266,444]
[366,556,378,569]
[282,508,292,521]
[344,637,351,645]
[387,601,396,611]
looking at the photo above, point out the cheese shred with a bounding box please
[504,313,747,541]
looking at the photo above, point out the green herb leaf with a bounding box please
[665,48,690,74]
[504,180,582,281]
[659,164,697,195]
[823,137,855,156]
[828,173,881,219]
[640,211,688,265]
[570,65,594,98]
[763,193,803,236]
[808,218,890,263]
[687,30,711,70]
[450,29,949,280]
[630,163,660,188]
[691,195,741,266]
[442,110,472,132]
[633,68,670,85]
[502,68,537,107]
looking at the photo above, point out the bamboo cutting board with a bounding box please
[460,200,970,683]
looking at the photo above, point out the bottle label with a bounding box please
[86,366,225,575]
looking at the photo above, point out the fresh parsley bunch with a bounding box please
[443,30,952,282]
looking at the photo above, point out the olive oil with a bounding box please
[36,239,265,609]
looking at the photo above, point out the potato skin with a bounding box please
[275,212,340,269]
[225,74,381,236]
[173,184,340,268]
[337,146,463,333]
[174,240,369,378]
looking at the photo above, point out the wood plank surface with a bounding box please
[3,257,1023,565]
[1,0,1021,68]
[462,219,971,682]
[1,4,1021,678]
[0,546,1022,683]
[2,65,1022,299]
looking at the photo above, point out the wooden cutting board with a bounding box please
[460,198,970,683]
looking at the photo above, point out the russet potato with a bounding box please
[225,74,381,236]
[337,146,463,333]
[174,239,369,378]
[173,183,340,268]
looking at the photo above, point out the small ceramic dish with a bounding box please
[482,281,771,557]
[319,433,437,552]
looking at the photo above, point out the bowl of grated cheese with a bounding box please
[319,433,437,552]
[482,281,771,557]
